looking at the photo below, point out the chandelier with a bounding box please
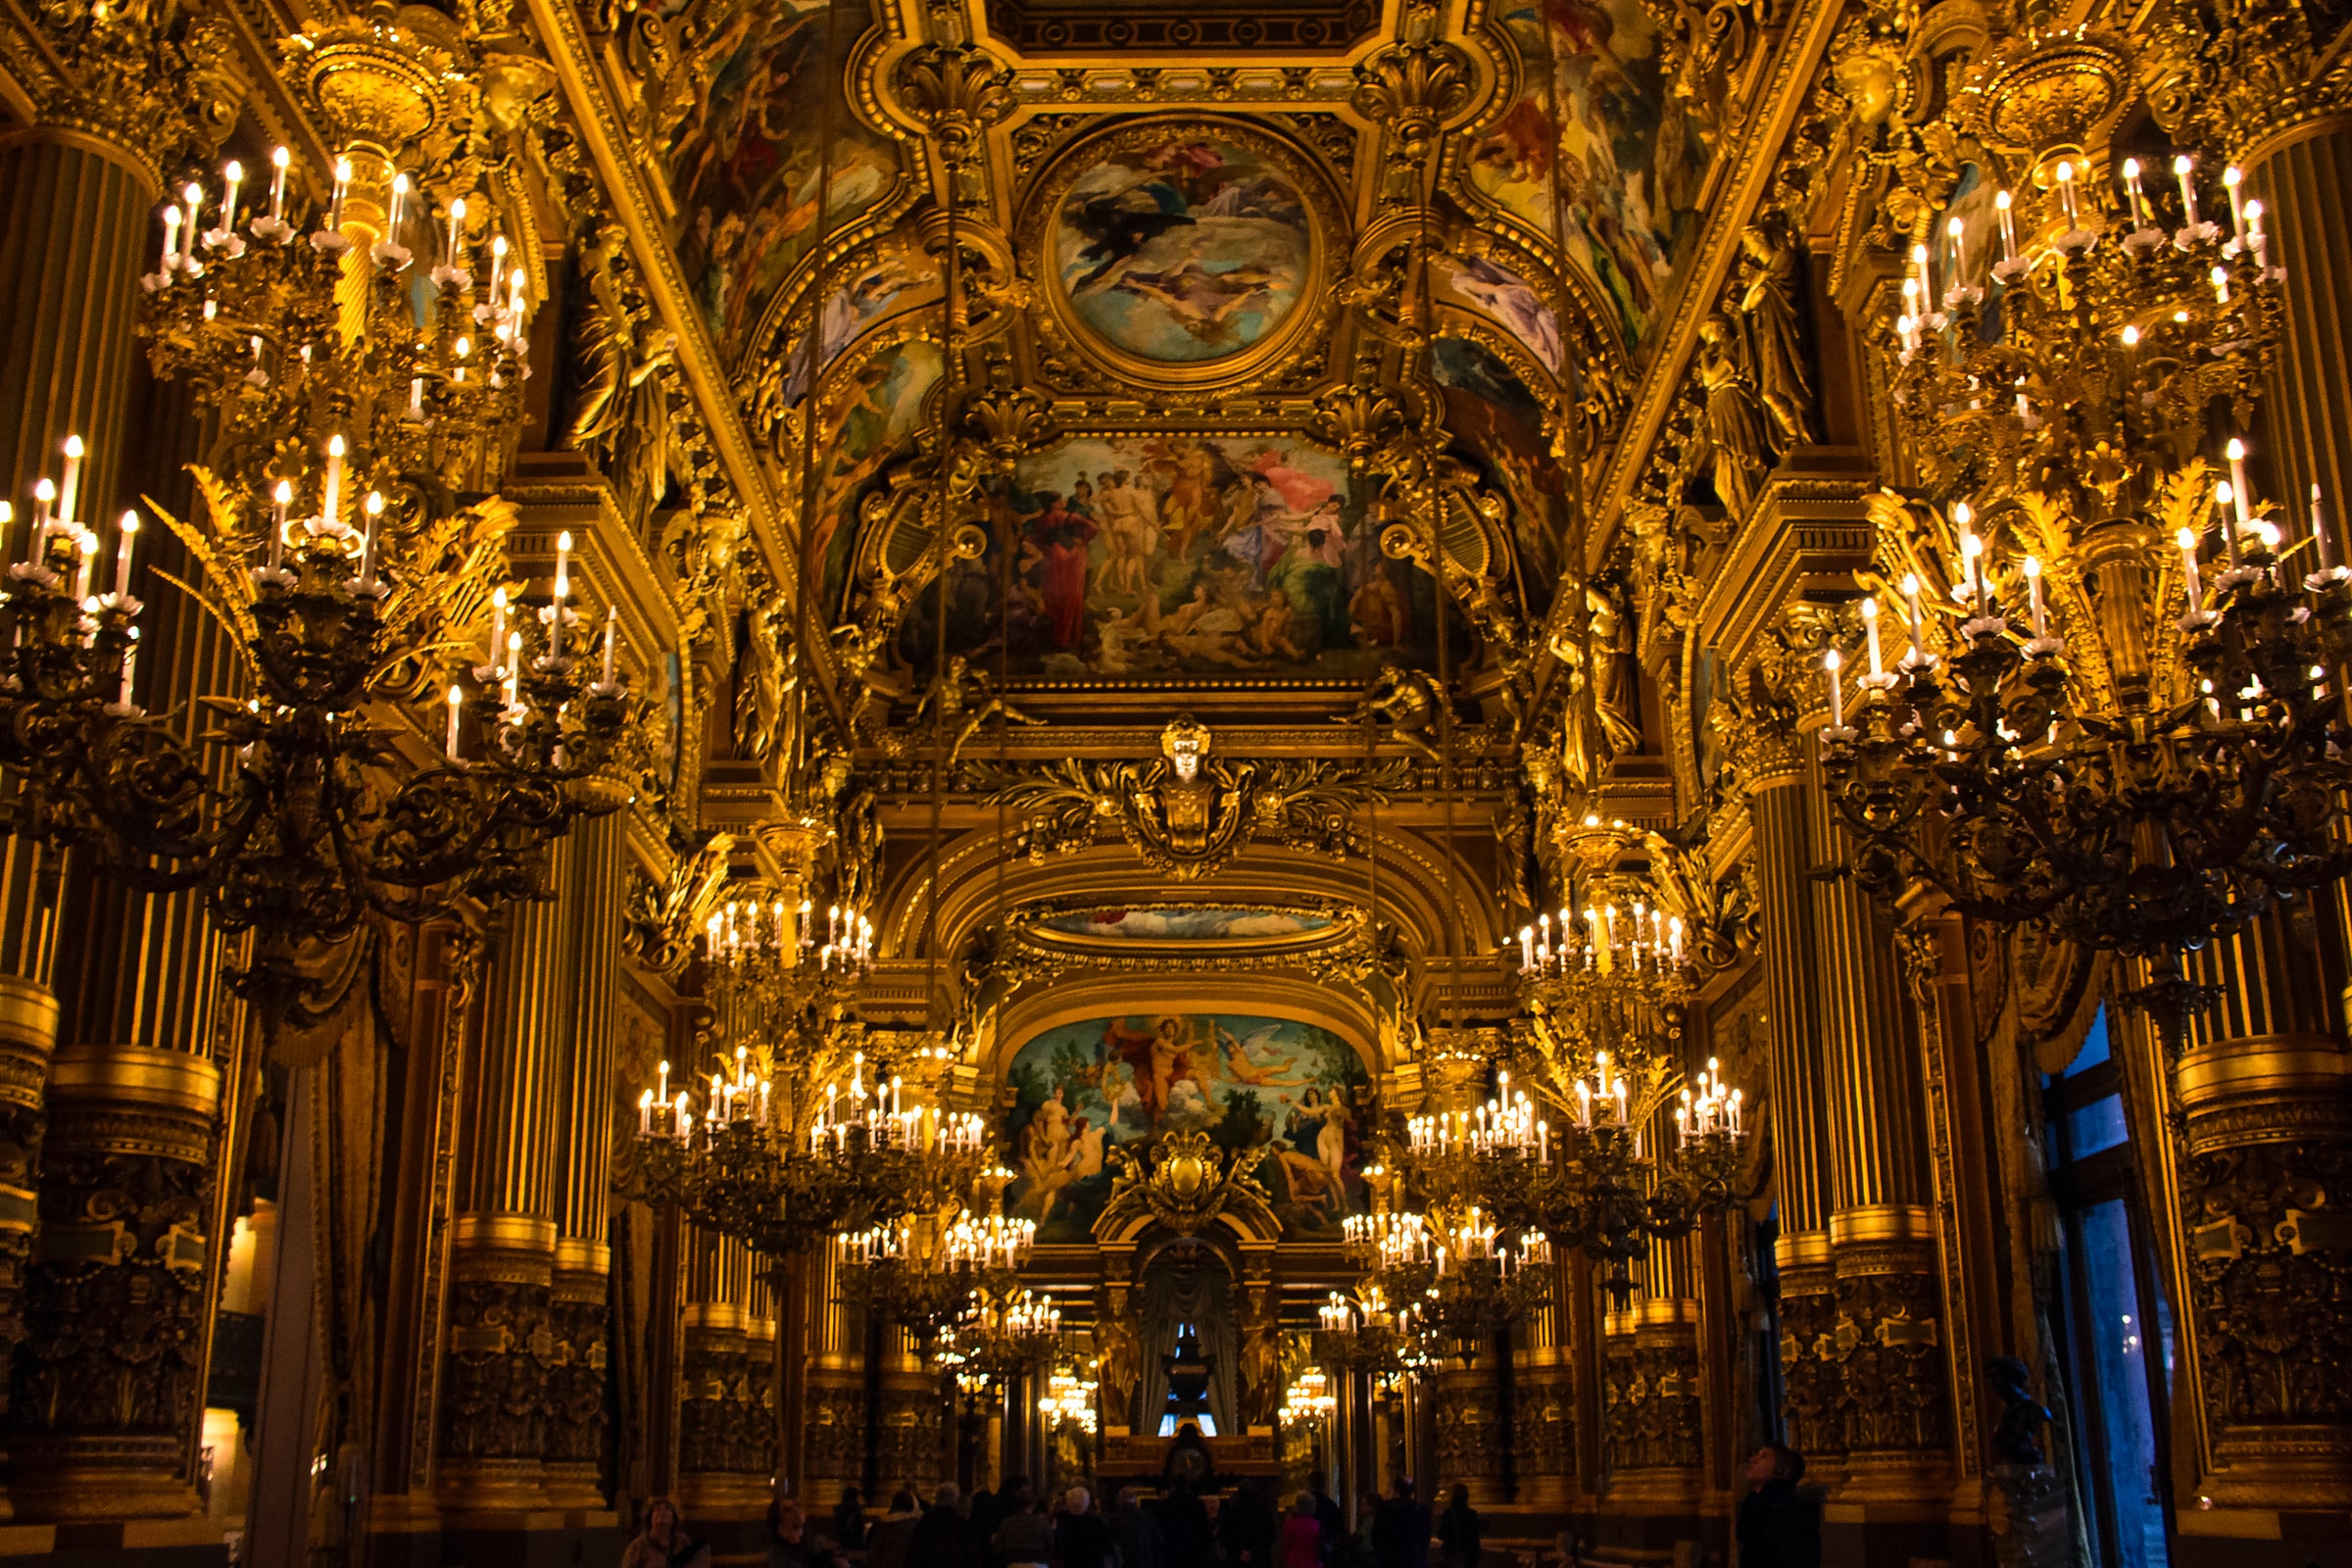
[936,1285,1062,1386]
[1039,1362,1101,1435]
[1315,1286,1436,1379]
[1815,57,2343,1038]
[834,1164,1032,1348]
[1341,1189,1551,1363]
[704,885,875,1056]
[1277,1367,1336,1431]
[636,1044,984,1259]
[0,143,627,1043]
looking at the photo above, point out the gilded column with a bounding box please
[1805,734,1950,1513]
[1509,1272,1575,1510]
[1600,1240,1702,1532]
[677,1229,770,1519]
[1731,677,1841,1468]
[546,808,629,1510]
[802,1246,865,1497]
[439,835,580,1513]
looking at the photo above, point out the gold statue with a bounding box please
[1736,220,1817,453]
[1690,315,1773,521]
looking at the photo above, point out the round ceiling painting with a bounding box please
[1042,123,1328,376]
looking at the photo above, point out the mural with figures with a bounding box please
[662,0,900,368]
[1467,0,1714,348]
[1003,1014,1371,1242]
[895,435,1439,679]
[1051,134,1314,365]
[1433,337,1568,616]
[1037,907,1335,941]
[814,340,945,615]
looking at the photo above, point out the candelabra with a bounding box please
[835,1165,1032,1348]
[0,142,626,1045]
[1342,1189,1551,1363]
[1039,1362,1101,1436]
[703,885,875,1063]
[634,1045,986,1259]
[937,1285,1062,1384]
[1818,47,2351,1040]
[1314,1286,1435,1378]
[1278,1367,1336,1431]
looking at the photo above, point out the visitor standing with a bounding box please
[624,1497,712,1568]
[836,1486,870,1555]
[1736,1445,1821,1568]
[907,1483,965,1568]
[991,1487,1055,1568]
[1368,1480,1430,1568]
[1279,1493,1323,1568]
[1059,1488,1118,1568]
[1158,1478,1215,1568]
[866,1490,922,1568]
[1111,1486,1166,1568]
[1435,1487,1480,1568]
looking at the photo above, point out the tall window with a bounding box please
[2043,1006,2174,1568]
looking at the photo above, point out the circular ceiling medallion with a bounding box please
[1027,119,1339,387]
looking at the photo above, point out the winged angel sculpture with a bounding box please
[980,717,1411,882]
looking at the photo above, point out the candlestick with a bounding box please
[219,161,242,236]
[73,530,95,601]
[2055,160,2079,227]
[2245,199,2268,257]
[58,434,83,532]
[329,157,351,230]
[359,491,382,587]
[2178,525,2207,612]
[2227,439,2254,533]
[447,196,466,272]
[1861,594,1883,675]
[116,638,136,710]
[446,684,463,759]
[29,480,52,566]
[1911,241,1934,309]
[2212,265,2230,305]
[2217,481,2242,568]
[1944,213,1965,294]
[490,587,507,673]
[269,146,288,223]
[1957,503,1989,617]
[554,529,571,601]
[269,480,291,574]
[113,510,137,597]
[600,605,618,685]
[1902,570,1926,662]
[179,182,201,263]
[159,204,181,271]
[1995,189,2017,263]
[1825,647,1844,728]
[386,171,408,237]
[2224,165,2245,245]
[2023,557,2047,640]
[2175,155,2201,227]
[2317,485,2339,574]
[2122,158,2148,227]
[321,434,345,525]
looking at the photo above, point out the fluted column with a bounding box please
[1602,1242,1702,1525]
[677,1229,770,1518]
[544,809,629,1510]
[438,833,581,1512]
[1805,740,1950,1514]
[1741,728,1842,1468]
[1510,1273,1575,1509]
[802,1245,864,1497]
[2245,119,2352,569]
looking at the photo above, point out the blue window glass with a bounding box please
[2065,1093,2129,1157]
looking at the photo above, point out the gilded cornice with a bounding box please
[1584,0,1850,566]
[520,0,787,598]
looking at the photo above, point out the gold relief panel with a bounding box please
[1016,117,1348,393]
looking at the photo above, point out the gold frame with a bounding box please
[1016,114,1348,392]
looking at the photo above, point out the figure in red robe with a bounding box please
[1028,493,1098,647]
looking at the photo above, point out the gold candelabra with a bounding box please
[1818,70,2347,1040]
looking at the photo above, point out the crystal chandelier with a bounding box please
[1277,1367,1336,1430]
[0,143,627,1043]
[1341,1190,1551,1363]
[1314,1286,1435,1379]
[704,885,875,1058]
[1815,69,2345,1038]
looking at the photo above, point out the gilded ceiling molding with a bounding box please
[519,0,788,589]
[1582,0,1851,567]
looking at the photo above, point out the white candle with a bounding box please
[446,684,463,759]
[2246,199,2268,256]
[113,510,137,597]
[73,530,95,600]
[58,435,83,531]
[600,605,618,684]
[447,196,466,272]
[2224,166,2245,244]
[1957,503,1988,616]
[509,268,528,317]
[31,479,58,563]
[321,434,345,525]
[2023,557,2046,640]
[269,146,289,223]
[490,587,507,672]
[1945,214,1965,292]
[554,529,571,600]
[1903,570,1926,658]
[2122,158,2148,227]
[2228,439,2254,533]
[1912,242,1934,308]
[270,480,291,573]
[116,639,135,709]
[329,157,351,229]
[2212,265,2230,305]
[2179,525,2206,609]
[2055,161,2078,227]
[220,162,242,233]
[1825,647,1844,727]
[659,1058,669,1102]
[160,205,181,270]
[387,172,408,236]
[2175,155,2201,227]
[408,377,424,419]
[2316,484,2337,573]
[1861,594,1883,674]
[1995,190,2017,262]
[2217,482,2241,568]
[360,491,382,586]
[180,183,202,261]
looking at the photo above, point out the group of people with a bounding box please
[619,1446,1819,1568]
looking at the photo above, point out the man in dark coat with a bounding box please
[1736,1445,1822,1568]
[1368,1479,1429,1568]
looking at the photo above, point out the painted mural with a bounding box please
[1434,255,1565,377]
[1002,1013,1371,1242]
[1037,907,1336,941]
[662,0,900,368]
[781,243,939,405]
[1467,0,1713,348]
[1051,135,1314,364]
[813,339,945,617]
[894,435,1440,680]
[1433,337,1568,614]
